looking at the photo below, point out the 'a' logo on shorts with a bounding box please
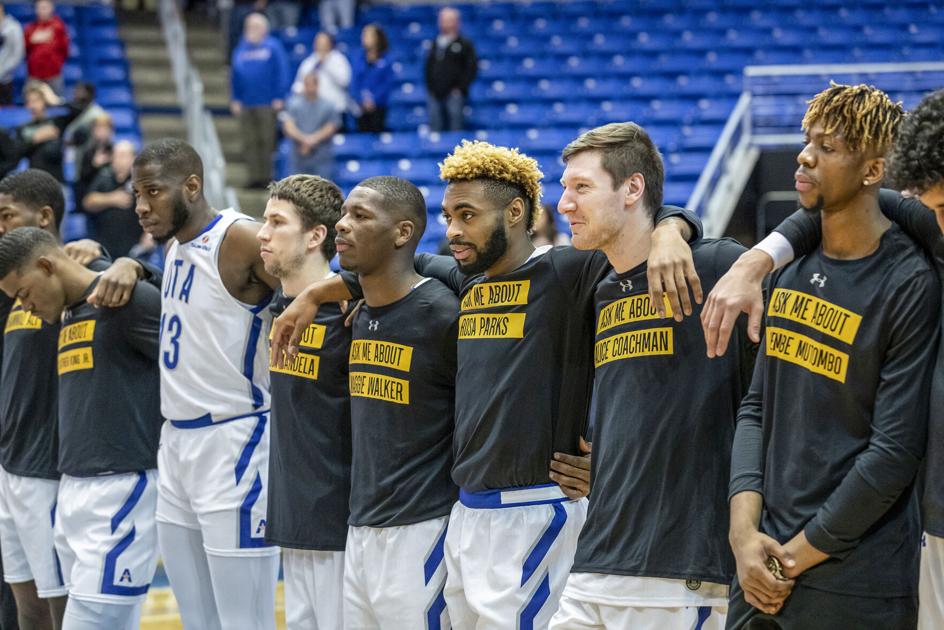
[256,519,267,535]
[120,569,132,583]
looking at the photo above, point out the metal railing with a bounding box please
[158,0,239,211]
[689,61,944,237]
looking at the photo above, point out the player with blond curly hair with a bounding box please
[272,138,703,628]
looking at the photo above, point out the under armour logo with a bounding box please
[119,569,132,583]
[619,279,633,293]
[256,519,267,535]
[368,320,380,331]
[810,273,827,288]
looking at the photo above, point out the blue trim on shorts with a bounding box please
[238,472,270,548]
[101,473,151,597]
[423,524,448,586]
[425,583,447,630]
[518,572,550,630]
[111,473,147,534]
[521,503,567,586]
[695,606,712,630]
[235,413,267,485]
[243,315,266,409]
[458,483,570,509]
[169,409,271,429]
[50,503,64,587]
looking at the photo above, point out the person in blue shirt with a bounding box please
[230,12,289,189]
[349,24,394,133]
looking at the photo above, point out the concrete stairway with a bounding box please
[119,10,267,217]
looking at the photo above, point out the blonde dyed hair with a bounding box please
[803,82,903,156]
[439,140,544,229]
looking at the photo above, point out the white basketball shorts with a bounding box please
[920,533,944,630]
[54,470,158,604]
[283,548,345,630]
[445,483,587,630]
[550,573,728,629]
[0,466,66,597]
[344,515,450,629]
[156,413,278,557]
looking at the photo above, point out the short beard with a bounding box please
[266,251,306,279]
[455,222,508,275]
[153,194,191,244]
[799,194,825,214]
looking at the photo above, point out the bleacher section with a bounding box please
[0,2,139,241]
[273,0,944,249]
[3,2,139,142]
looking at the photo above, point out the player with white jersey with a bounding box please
[0,227,163,630]
[132,139,281,630]
[257,174,351,630]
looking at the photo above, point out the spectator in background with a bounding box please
[23,0,68,96]
[0,4,24,106]
[230,12,289,188]
[424,7,476,132]
[530,204,570,247]
[16,81,63,181]
[81,140,142,258]
[62,81,105,164]
[226,0,298,69]
[281,71,340,179]
[319,0,354,35]
[350,23,393,133]
[291,32,350,116]
[75,112,112,212]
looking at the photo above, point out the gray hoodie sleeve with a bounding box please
[0,18,24,82]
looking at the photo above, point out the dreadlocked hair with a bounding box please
[439,140,544,230]
[802,82,903,156]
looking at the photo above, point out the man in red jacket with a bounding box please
[24,0,68,96]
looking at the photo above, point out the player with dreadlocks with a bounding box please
[707,89,944,629]
[725,84,940,629]
[272,140,703,627]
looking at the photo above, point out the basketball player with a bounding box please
[256,175,351,629]
[132,139,281,630]
[547,123,753,629]
[0,227,162,630]
[704,89,944,629]
[725,84,938,628]
[272,141,703,628]
[336,176,458,628]
[0,169,149,630]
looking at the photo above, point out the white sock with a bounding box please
[157,521,222,630]
[62,597,139,630]
[206,552,280,630]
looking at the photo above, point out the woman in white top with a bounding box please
[292,32,352,114]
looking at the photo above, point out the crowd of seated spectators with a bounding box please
[0,1,154,260]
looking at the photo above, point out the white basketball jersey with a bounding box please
[160,209,272,422]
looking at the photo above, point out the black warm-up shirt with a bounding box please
[57,278,162,476]
[574,238,752,585]
[0,257,111,480]
[266,291,352,550]
[342,206,702,492]
[774,191,944,538]
[347,279,459,528]
[730,225,939,597]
